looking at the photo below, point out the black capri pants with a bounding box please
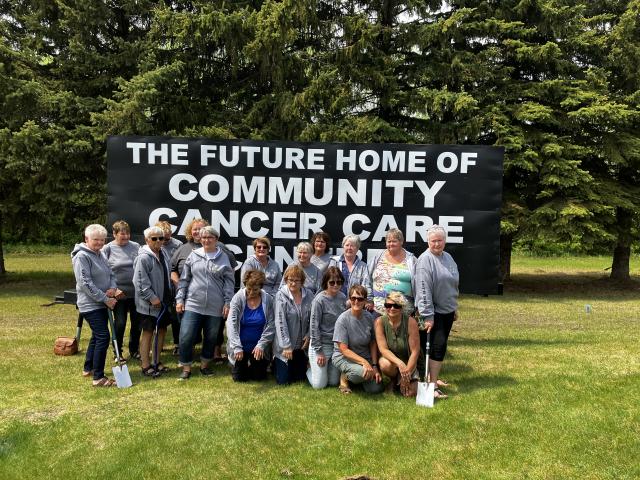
[420,311,455,362]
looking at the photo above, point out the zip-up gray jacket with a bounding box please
[101,240,140,298]
[368,248,418,302]
[273,285,313,361]
[241,256,282,296]
[279,262,322,294]
[226,289,275,365]
[309,291,348,353]
[71,243,116,313]
[133,245,171,316]
[415,249,459,321]
[329,255,371,296]
[171,240,237,275]
[176,247,235,316]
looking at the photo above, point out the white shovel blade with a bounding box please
[112,364,133,388]
[416,381,434,408]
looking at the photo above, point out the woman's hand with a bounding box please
[252,347,264,360]
[373,367,382,384]
[114,289,126,300]
[454,311,459,321]
[425,319,434,332]
[105,298,117,309]
[150,298,161,307]
[361,361,374,380]
[365,302,374,312]
[282,348,293,360]
[105,288,117,298]
[301,336,309,350]
[235,351,244,362]
[176,303,185,314]
[397,361,412,382]
[316,352,326,367]
[222,304,230,319]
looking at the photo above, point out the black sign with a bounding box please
[107,136,503,294]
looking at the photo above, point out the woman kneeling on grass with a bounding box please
[176,226,234,380]
[307,267,348,389]
[332,285,384,394]
[72,224,118,387]
[226,270,275,382]
[274,265,313,385]
[374,292,420,397]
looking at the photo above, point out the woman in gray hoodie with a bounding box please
[274,265,313,385]
[133,226,173,377]
[71,224,117,387]
[226,270,275,382]
[175,226,234,380]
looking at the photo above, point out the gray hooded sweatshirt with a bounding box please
[133,245,171,316]
[101,240,140,298]
[329,255,371,296]
[309,291,348,353]
[226,289,275,365]
[273,285,314,361]
[241,256,282,296]
[279,261,322,294]
[175,246,235,317]
[415,249,459,321]
[71,243,117,313]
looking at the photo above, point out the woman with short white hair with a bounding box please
[71,224,118,387]
[133,226,173,377]
[415,225,459,399]
[329,235,372,309]
[280,242,322,294]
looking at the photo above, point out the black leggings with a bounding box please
[420,311,455,365]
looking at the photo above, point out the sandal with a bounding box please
[437,379,449,388]
[338,374,352,394]
[338,385,352,394]
[142,366,159,377]
[82,370,93,378]
[92,377,115,387]
[434,388,448,399]
[154,363,170,374]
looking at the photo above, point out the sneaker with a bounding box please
[172,346,179,356]
[178,370,191,380]
[200,366,214,377]
[130,351,141,361]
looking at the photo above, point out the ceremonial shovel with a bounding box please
[107,309,132,388]
[416,331,435,408]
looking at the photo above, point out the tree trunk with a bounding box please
[610,208,632,281]
[0,212,5,275]
[499,233,513,282]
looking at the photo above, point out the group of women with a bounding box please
[73,221,459,400]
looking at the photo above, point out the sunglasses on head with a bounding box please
[328,280,343,286]
[384,303,402,309]
[350,296,365,302]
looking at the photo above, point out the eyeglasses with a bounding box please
[255,245,268,250]
[350,296,365,302]
[287,278,302,283]
[149,237,162,242]
[384,303,402,309]
[328,280,343,286]
[200,236,216,241]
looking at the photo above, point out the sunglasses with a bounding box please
[384,303,402,309]
[149,237,162,242]
[328,280,344,286]
[350,296,365,302]
[255,245,269,250]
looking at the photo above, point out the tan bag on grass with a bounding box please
[54,336,78,356]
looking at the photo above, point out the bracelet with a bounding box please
[371,363,378,367]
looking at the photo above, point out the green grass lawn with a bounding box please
[1,254,639,479]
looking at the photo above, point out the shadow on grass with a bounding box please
[503,274,640,297]
[454,374,518,394]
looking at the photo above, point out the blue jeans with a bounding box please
[307,342,340,389]
[274,349,308,385]
[178,311,222,366]
[83,308,110,381]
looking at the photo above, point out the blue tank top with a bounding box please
[240,303,266,352]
